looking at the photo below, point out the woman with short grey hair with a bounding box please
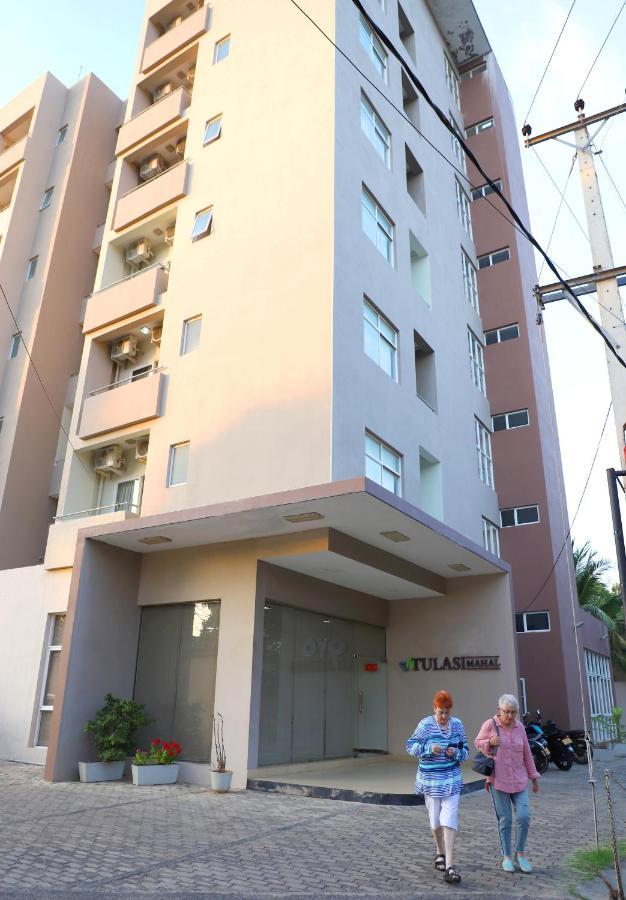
[475,694,539,874]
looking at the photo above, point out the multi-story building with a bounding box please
[0,72,122,570]
[460,56,611,728]
[0,0,607,786]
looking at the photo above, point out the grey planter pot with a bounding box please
[211,769,233,792]
[131,763,180,785]
[78,760,125,782]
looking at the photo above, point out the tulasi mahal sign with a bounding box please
[400,655,500,672]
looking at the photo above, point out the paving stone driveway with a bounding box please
[1,756,625,899]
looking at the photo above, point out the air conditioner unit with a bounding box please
[94,445,125,475]
[136,439,150,462]
[153,82,173,102]
[126,239,153,267]
[151,325,163,344]
[175,137,186,158]
[164,225,175,245]
[139,154,166,181]
[186,65,196,84]
[165,15,183,32]
[111,334,138,363]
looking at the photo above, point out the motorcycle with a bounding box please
[565,728,593,765]
[522,715,550,775]
[531,710,575,770]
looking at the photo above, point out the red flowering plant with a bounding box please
[133,738,182,766]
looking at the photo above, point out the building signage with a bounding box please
[400,655,500,672]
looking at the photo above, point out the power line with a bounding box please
[524,0,577,125]
[532,148,589,246]
[536,155,576,282]
[597,152,626,214]
[522,402,613,613]
[576,0,626,99]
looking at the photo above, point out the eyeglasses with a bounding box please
[499,708,517,716]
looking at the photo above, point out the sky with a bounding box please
[2,0,626,582]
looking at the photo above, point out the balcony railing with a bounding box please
[113,158,188,231]
[82,263,168,334]
[0,134,28,179]
[141,5,210,74]
[54,501,140,522]
[78,367,165,439]
[89,365,165,397]
[116,87,191,156]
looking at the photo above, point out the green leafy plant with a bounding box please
[133,738,182,766]
[84,694,151,762]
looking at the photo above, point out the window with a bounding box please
[450,122,466,175]
[585,650,614,740]
[482,517,500,556]
[361,187,393,263]
[492,409,530,432]
[359,15,388,81]
[444,55,460,106]
[360,93,391,167]
[115,477,143,513]
[500,505,540,527]
[478,247,510,269]
[405,145,425,213]
[167,441,190,486]
[214,36,230,63]
[409,232,430,304]
[40,187,54,210]
[191,207,213,240]
[35,614,65,747]
[203,115,222,146]
[26,256,38,280]
[414,330,436,410]
[8,332,20,359]
[485,323,519,345]
[465,117,494,138]
[455,179,472,238]
[401,70,419,127]
[55,125,68,145]
[398,3,416,62]
[471,179,502,201]
[363,298,397,379]
[131,364,152,381]
[475,418,494,488]
[460,61,487,81]
[365,431,402,495]
[468,329,485,394]
[461,249,479,312]
[516,611,550,633]
[181,315,202,355]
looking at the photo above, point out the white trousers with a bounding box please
[425,793,460,831]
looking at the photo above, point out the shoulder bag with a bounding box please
[471,717,500,776]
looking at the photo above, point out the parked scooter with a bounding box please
[565,728,593,765]
[522,714,550,775]
[531,710,575,770]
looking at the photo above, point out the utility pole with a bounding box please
[526,100,626,462]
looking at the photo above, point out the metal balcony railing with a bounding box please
[88,365,165,398]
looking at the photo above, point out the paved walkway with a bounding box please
[1,756,625,899]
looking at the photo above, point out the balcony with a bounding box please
[116,87,191,156]
[83,264,168,334]
[141,5,210,74]
[113,159,188,231]
[0,134,27,179]
[78,367,165,439]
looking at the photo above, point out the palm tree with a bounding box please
[573,542,626,671]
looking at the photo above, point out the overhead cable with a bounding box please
[523,0,577,125]
[576,0,626,99]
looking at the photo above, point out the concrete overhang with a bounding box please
[77,479,509,601]
[426,0,491,66]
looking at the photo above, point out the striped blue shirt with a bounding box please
[406,716,469,797]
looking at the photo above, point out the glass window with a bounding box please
[478,247,510,269]
[450,118,466,174]
[455,179,473,238]
[485,323,519,345]
[361,187,393,263]
[500,505,539,527]
[181,315,202,355]
[56,125,68,145]
[516,611,550,633]
[214,36,230,63]
[482,517,500,556]
[203,115,223,145]
[465,117,494,138]
[460,61,487,81]
[40,187,54,210]
[26,256,38,280]
[471,179,502,201]
[115,477,143,513]
[167,441,189,486]
[363,298,397,379]
[461,250,479,312]
[35,614,65,747]
[444,55,460,106]
[475,418,494,488]
[359,16,388,81]
[191,207,213,240]
[8,333,20,359]
[365,431,401,495]
[492,409,530,431]
[468,329,486,395]
[360,93,391,167]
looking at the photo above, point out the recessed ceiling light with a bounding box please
[124,438,137,446]
[264,604,271,610]
[165,144,175,153]
[283,512,325,523]
[153,227,163,236]
[139,326,151,335]
[449,563,471,572]
[137,535,172,545]
[380,530,410,542]
[323,619,331,624]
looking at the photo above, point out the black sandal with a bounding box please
[434,853,446,871]
[444,866,461,884]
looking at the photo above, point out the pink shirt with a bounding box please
[474,717,539,793]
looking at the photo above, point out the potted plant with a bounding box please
[79,694,150,782]
[131,738,182,785]
[211,713,233,792]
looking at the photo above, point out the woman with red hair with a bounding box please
[406,690,468,884]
